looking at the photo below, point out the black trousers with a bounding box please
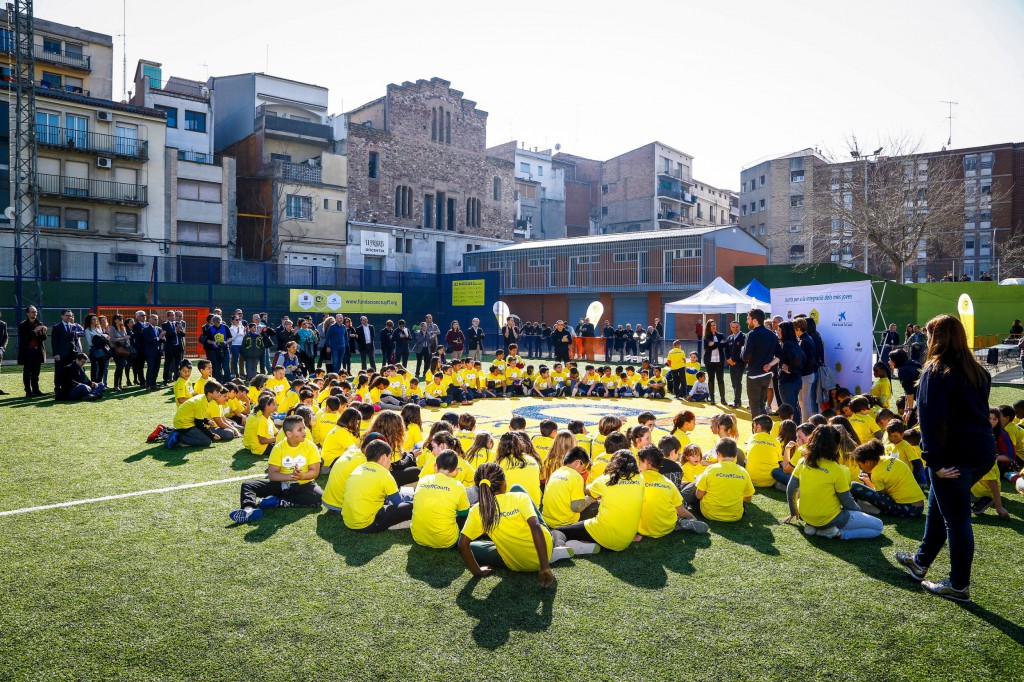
[163,345,183,383]
[22,358,42,393]
[729,364,745,406]
[706,362,725,402]
[353,501,413,533]
[670,369,686,397]
[360,347,376,370]
[239,479,323,509]
[132,351,146,385]
[144,353,162,388]
[391,457,421,487]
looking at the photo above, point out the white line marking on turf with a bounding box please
[0,474,265,517]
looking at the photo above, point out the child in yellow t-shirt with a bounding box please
[265,366,289,397]
[192,359,213,397]
[683,352,702,389]
[456,414,478,452]
[464,432,496,469]
[484,365,505,397]
[745,414,783,488]
[884,419,926,486]
[666,340,686,398]
[173,361,195,405]
[405,378,425,405]
[242,392,278,456]
[681,443,707,483]
[312,395,343,446]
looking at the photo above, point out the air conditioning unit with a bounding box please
[97,157,112,169]
[97,111,112,122]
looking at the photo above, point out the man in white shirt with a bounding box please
[357,315,376,370]
[229,314,246,380]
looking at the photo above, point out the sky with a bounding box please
[42,0,1024,190]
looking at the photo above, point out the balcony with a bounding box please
[656,186,684,201]
[257,112,332,145]
[658,168,682,180]
[177,149,215,165]
[37,125,148,160]
[36,46,91,72]
[270,159,322,184]
[35,79,90,97]
[37,173,148,206]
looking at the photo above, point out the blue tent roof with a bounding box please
[739,279,770,303]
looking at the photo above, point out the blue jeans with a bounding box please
[779,380,802,422]
[331,347,345,374]
[916,460,995,589]
[771,467,790,486]
[836,510,884,540]
[69,382,105,400]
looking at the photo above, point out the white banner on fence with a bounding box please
[770,280,874,394]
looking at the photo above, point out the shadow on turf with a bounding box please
[123,443,192,467]
[315,513,407,566]
[405,543,465,589]
[455,575,557,649]
[707,498,781,557]
[236,507,320,542]
[598,532,712,589]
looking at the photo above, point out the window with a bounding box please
[324,198,329,210]
[0,29,12,53]
[177,221,220,243]
[759,174,766,187]
[177,180,221,202]
[113,212,138,233]
[65,43,83,59]
[447,197,456,230]
[789,223,802,233]
[41,71,61,88]
[423,194,433,227]
[519,162,530,174]
[696,204,702,219]
[759,199,765,212]
[980,233,992,256]
[537,166,543,177]
[406,238,412,253]
[980,180,992,195]
[270,153,292,163]
[709,207,716,222]
[336,200,343,211]
[741,181,747,193]
[65,208,89,230]
[749,202,756,213]
[963,155,977,173]
[759,223,766,235]
[38,206,59,227]
[156,105,177,128]
[742,205,748,216]
[395,237,404,253]
[368,151,378,179]
[612,252,638,262]
[980,152,994,174]
[466,197,481,228]
[394,185,412,218]
[113,252,139,264]
[790,195,804,208]
[285,195,312,220]
[493,177,501,201]
[43,38,61,54]
[65,114,87,148]
[964,237,975,256]
[36,111,59,144]
[789,244,805,257]
[791,170,805,182]
[601,184,608,194]
[601,206,608,216]
[431,108,437,141]
[183,110,206,132]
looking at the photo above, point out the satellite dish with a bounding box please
[554,143,561,151]
[4,206,15,220]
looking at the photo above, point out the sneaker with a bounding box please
[858,500,882,515]
[677,518,709,534]
[550,545,575,562]
[146,424,165,442]
[257,496,281,510]
[971,497,994,515]
[565,540,600,555]
[164,430,179,449]
[774,481,788,492]
[816,525,841,539]
[894,551,928,581]
[228,508,263,524]
[803,523,817,536]
[921,577,971,603]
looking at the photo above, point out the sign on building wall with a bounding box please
[360,233,388,257]
[770,280,873,394]
[452,279,486,306]
[290,289,402,314]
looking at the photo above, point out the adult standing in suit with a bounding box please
[140,313,165,390]
[725,320,747,408]
[130,310,148,386]
[18,306,47,396]
[51,309,84,391]
[357,316,376,370]
[393,319,412,367]
[466,318,485,363]
[0,310,8,395]
[379,320,397,365]
[162,310,185,385]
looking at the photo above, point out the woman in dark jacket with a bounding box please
[776,321,805,421]
[702,320,727,403]
[345,317,358,373]
[896,314,995,603]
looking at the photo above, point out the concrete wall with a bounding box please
[210,74,255,151]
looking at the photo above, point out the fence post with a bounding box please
[312,264,318,289]
[92,252,99,310]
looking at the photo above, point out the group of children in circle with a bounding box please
[161,349,1021,584]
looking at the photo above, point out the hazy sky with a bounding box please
[44,0,1024,189]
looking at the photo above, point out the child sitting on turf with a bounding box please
[464,432,495,469]
[746,414,783,488]
[242,392,278,457]
[657,435,684,491]
[455,413,478,452]
[405,377,425,405]
[342,439,414,532]
[849,440,925,518]
[589,431,629,483]
[688,371,711,402]
[557,450,645,552]
[419,435,476,489]
[169,380,225,448]
[884,420,926,486]
[680,443,706,484]
[485,365,506,397]
[541,446,597,528]
[311,396,342,446]
[993,406,1023,479]
[783,425,883,540]
[229,415,322,524]
[637,445,709,540]
[647,367,667,399]
[458,462,585,587]
[322,407,362,468]
[540,430,578,486]
[847,397,883,444]
[682,438,753,522]
[411,449,471,549]
[531,366,559,398]
[773,420,806,488]
[566,419,593,456]
[969,460,1010,518]
[532,420,557,467]
[627,425,652,454]
[173,361,194,404]
[671,410,696,449]
[493,432,542,506]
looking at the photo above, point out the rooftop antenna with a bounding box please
[265,44,269,73]
[117,0,126,100]
[940,100,957,151]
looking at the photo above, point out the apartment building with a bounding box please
[339,77,514,273]
[0,16,167,279]
[486,141,567,240]
[211,72,346,266]
[692,180,734,228]
[596,142,696,235]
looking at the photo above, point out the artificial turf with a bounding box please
[1,366,1022,682]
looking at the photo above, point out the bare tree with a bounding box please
[236,178,318,261]
[806,134,990,281]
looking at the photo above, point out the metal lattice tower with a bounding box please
[11,0,40,314]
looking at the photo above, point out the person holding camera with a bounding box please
[18,306,47,397]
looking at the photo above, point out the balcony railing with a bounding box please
[36,125,148,160]
[36,46,91,71]
[37,173,148,206]
[35,79,90,97]
[258,113,332,143]
[656,187,684,201]
[271,160,322,184]
[177,149,215,164]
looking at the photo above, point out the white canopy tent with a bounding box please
[664,277,772,317]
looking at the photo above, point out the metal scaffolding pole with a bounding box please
[12,0,40,318]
